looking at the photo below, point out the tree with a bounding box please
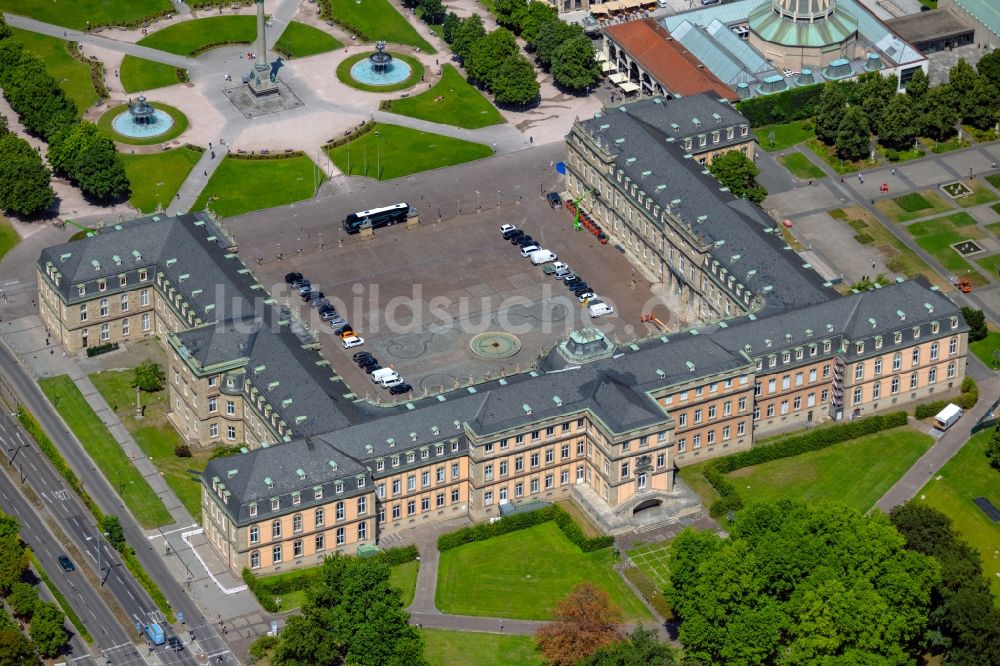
[707,150,767,203]
[0,15,12,42]
[947,58,979,119]
[551,36,600,91]
[100,515,127,552]
[492,55,540,106]
[904,67,928,102]
[579,626,678,665]
[465,28,519,89]
[494,0,529,32]
[451,14,486,60]
[0,515,20,541]
[962,76,1000,129]
[532,19,578,70]
[535,584,623,666]
[987,427,1000,470]
[520,2,557,43]
[919,85,959,141]
[814,81,848,144]
[417,0,445,25]
[978,47,1000,89]
[0,533,28,596]
[28,602,66,658]
[132,360,166,393]
[271,554,424,666]
[0,627,36,666]
[7,582,38,620]
[877,93,917,150]
[855,71,898,132]
[835,106,871,161]
[960,306,987,342]
[46,122,130,201]
[0,134,54,217]
[441,12,461,43]
[667,501,939,665]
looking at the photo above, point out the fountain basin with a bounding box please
[349,58,412,86]
[110,108,175,139]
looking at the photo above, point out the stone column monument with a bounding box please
[247,0,278,96]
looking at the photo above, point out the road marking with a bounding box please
[127,589,135,600]
[41,492,50,504]
[146,523,200,540]
[54,489,70,500]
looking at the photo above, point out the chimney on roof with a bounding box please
[523,404,533,416]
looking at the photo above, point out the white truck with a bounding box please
[933,403,963,431]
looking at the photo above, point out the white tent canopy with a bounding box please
[608,72,627,83]
[619,81,640,92]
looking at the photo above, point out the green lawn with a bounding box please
[876,190,953,224]
[917,430,1000,603]
[97,102,189,146]
[923,135,969,154]
[336,52,424,93]
[969,331,1000,369]
[191,155,324,218]
[988,220,1000,236]
[274,21,342,58]
[137,16,256,56]
[729,428,933,513]
[268,560,419,612]
[753,119,815,152]
[628,540,671,588]
[0,0,170,30]
[906,212,989,283]
[985,174,1000,190]
[328,124,491,180]
[11,27,97,113]
[436,521,651,622]
[778,152,825,180]
[385,64,504,129]
[422,629,541,666]
[121,147,201,213]
[119,55,183,93]
[953,180,998,208]
[0,217,18,264]
[325,0,434,52]
[38,375,172,528]
[880,146,925,163]
[975,254,1000,281]
[806,138,866,174]
[89,368,209,521]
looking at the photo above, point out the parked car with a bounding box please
[284,272,303,284]
[515,236,536,247]
[520,245,541,258]
[565,276,586,287]
[58,555,74,572]
[389,383,413,395]
[571,283,592,296]
[577,292,596,303]
[326,315,348,327]
[304,291,325,302]
[352,351,373,361]
[319,306,338,320]
[334,324,353,336]
[358,357,379,369]
[365,364,383,374]
[290,277,308,289]
[342,335,365,349]
[511,233,532,246]
[296,283,314,296]
[557,271,577,282]
[589,302,615,317]
[506,229,525,242]
[546,192,562,208]
[310,298,330,310]
[166,636,184,652]
[530,250,558,265]
[500,224,517,238]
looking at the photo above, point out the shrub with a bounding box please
[436,505,612,552]
[622,566,672,620]
[7,582,38,620]
[85,342,119,357]
[209,444,244,459]
[67,41,108,102]
[323,121,376,151]
[914,377,979,417]
[174,444,192,458]
[250,634,279,660]
[853,232,875,244]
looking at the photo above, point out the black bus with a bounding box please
[343,203,409,234]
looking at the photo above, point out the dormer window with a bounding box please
[931,321,939,334]
[291,491,301,506]
[912,326,920,339]
[950,316,958,329]
[249,503,257,516]
[335,481,343,494]
[741,126,749,136]
[139,269,148,281]
[726,127,734,139]
[855,341,864,354]
[376,459,384,471]
[894,331,902,344]
[782,351,790,363]
[874,336,882,349]
[270,498,279,511]
[435,444,444,456]
[98,280,107,292]
[119,275,127,287]
[407,452,415,463]
[391,455,399,467]
[683,138,692,151]
[78,285,86,296]
[357,477,365,488]
[314,486,323,500]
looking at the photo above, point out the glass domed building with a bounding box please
[747,0,859,71]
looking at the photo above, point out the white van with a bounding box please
[933,403,962,431]
[529,249,558,265]
[588,302,614,317]
[371,368,402,387]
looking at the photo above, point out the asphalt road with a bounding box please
[0,343,234,664]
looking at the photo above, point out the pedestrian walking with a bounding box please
[500,620,504,633]
[891,168,895,176]
[203,170,208,176]
[529,136,533,144]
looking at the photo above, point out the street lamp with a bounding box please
[96,531,110,585]
[374,131,382,181]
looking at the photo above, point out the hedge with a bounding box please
[323,121,376,151]
[914,377,978,418]
[437,504,613,552]
[85,342,119,357]
[242,544,419,612]
[67,41,108,102]
[736,83,825,127]
[703,411,908,519]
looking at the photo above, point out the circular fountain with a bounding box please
[110,95,174,139]
[349,41,412,86]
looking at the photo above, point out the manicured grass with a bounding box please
[923,135,968,154]
[985,174,1000,190]
[328,124,491,180]
[385,65,504,129]
[326,0,434,52]
[806,138,866,174]
[778,152,825,180]
[628,540,671,588]
[554,499,601,539]
[391,560,419,607]
[137,16,256,56]
[191,155,324,218]
[953,180,998,208]
[906,212,989,284]
[38,375,172,528]
[880,146,925,163]
[97,102,188,146]
[969,330,1000,368]
[0,0,170,30]
[729,428,933,513]
[422,629,541,666]
[988,220,1000,236]
[0,217,18,264]
[829,206,950,290]
[11,28,97,113]
[436,521,651,622]
[753,119,815,152]
[917,430,1000,602]
[876,190,952,224]
[336,52,424,93]
[90,369,210,521]
[975,253,1000,280]
[273,21,342,58]
[121,147,201,213]
[119,55,183,93]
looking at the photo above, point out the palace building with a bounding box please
[36,100,967,575]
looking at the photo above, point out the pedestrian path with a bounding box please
[168,136,231,216]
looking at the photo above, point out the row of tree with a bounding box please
[0,16,129,215]
[816,57,1000,162]
[0,120,55,217]
[443,15,540,106]
[0,514,69,663]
